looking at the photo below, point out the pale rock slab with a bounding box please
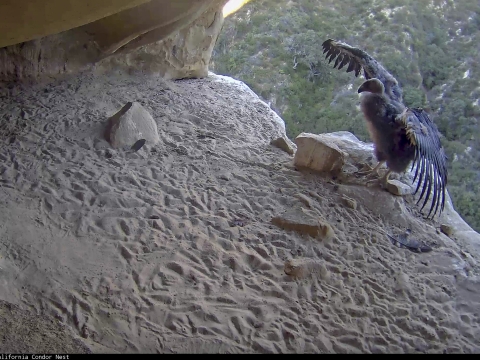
[294,133,347,176]
[284,258,330,280]
[440,223,454,237]
[271,206,334,240]
[341,194,357,210]
[270,136,296,155]
[386,179,414,196]
[295,193,313,208]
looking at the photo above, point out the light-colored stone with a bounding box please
[270,136,296,155]
[294,133,347,176]
[284,258,330,280]
[440,224,454,237]
[295,193,312,208]
[218,171,231,181]
[341,195,357,210]
[105,102,159,149]
[271,207,334,240]
[311,131,376,170]
[386,179,414,196]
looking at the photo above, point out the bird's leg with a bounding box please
[356,161,385,177]
[366,169,392,188]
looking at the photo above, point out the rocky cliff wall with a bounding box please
[0,0,228,83]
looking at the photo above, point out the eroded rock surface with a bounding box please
[98,6,225,80]
[0,0,228,83]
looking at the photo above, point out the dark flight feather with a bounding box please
[403,108,447,216]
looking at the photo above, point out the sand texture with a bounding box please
[0,71,479,353]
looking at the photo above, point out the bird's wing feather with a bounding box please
[322,39,376,78]
[322,39,403,103]
[398,108,448,217]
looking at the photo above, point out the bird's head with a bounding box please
[357,78,385,94]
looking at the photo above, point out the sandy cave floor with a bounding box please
[0,71,479,353]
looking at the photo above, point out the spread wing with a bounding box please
[398,108,448,218]
[322,39,403,103]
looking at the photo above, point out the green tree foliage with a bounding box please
[211,0,480,230]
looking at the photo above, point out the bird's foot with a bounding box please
[356,169,377,178]
[355,161,385,179]
[355,165,377,178]
[365,170,392,189]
